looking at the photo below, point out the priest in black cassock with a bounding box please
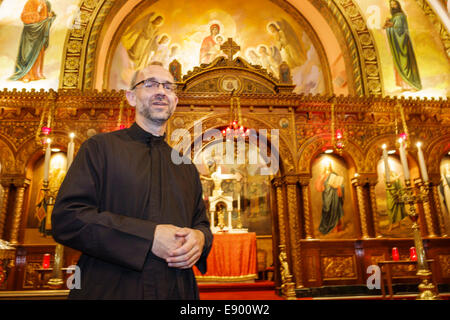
[52,63,213,299]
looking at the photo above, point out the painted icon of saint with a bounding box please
[383,0,422,91]
[439,163,450,217]
[385,171,407,231]
[121,14,164,70]
[9,0,56,82]
[199,23,221,65]
[315,162,345,235]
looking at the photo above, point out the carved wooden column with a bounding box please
[9,178,30,245]
[0,180,10,240]
[283,175,304,289]
[272,177,296,298]
[299,176,313,239]
[368,180,382,238]
[429,174,448,237]
[420,181,437,238]
[273,178,288,248]
[351,176,370,239]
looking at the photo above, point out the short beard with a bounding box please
[139,107,171,125]
[138,98,173,125]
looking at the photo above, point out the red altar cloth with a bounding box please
[194,232,257,282]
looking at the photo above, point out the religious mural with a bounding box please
[310,154,356,239]
[375,156,413,237]
[358,0,450,97]
[0,0,448,97]
[383,0,422,91]
[0,0,79,90]
[193,137,274,236]
[108,0,325,94]
[438,156,450,234]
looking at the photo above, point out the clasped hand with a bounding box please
[151,224,205,269]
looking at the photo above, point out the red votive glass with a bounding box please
[42,253,51,269]
[410,247,417,261]
[392,247,400,261]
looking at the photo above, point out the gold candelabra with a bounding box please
[386,179,440,300]
[43,182,64,289]
[35,91,65,289]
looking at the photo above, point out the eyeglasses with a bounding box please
[131,78,176,92]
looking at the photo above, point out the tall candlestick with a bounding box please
[398,138,410,182]
[43,139,52,182]
[67,133,75,170]
[416,142,429,182]
[228,210,232,230]
[382,144,390,183]
[210,211,215,231]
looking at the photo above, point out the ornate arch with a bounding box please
[59,0,115,89]
[362,134,397,174]
[0,136,15,174]
[297,133,364,174]
[14,131,76,176]
[426,134,450,175]
[175,112,297,175]
[310,0,383,95]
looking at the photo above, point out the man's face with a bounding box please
[126,65,178,126]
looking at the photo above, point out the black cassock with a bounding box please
[52,122,213,299]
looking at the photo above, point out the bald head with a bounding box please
[130,62,173,89]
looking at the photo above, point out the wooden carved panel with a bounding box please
[306,255,317,282]
[370,254,386,266]
[321,255,357,280]
[23,261,42,289]
[438,254,450,278]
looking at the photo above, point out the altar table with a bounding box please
[377,259,438,299]
[194,232,257,282]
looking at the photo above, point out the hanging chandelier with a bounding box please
[331,98,345,154]
[395,101,409,149]
[35,90,56,147]
[222,93,250,139]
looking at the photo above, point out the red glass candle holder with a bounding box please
[392,247,400,261]
[42,253,51,269]
[41,126,52,135]
[410,247,417,261]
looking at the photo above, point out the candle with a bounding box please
[43,138,52,182]
[382,144,390,183]
[67,133,75,170]
[228,210,232,230]
[42,253,51,269]
[210,210,215,231]
[416,142,429,182]
[392,247,400,261]
[410,247,417,261]
[398,138,410,182]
